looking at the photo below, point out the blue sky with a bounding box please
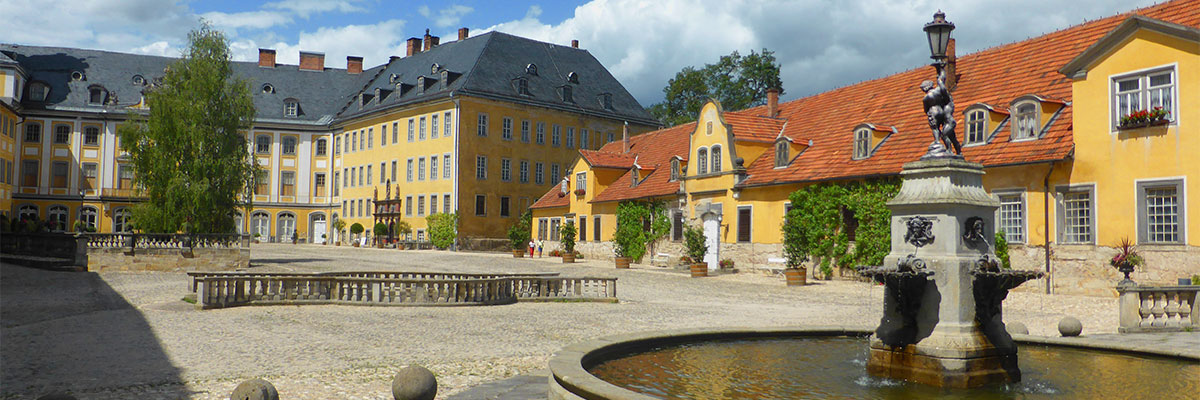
[0,0,1163,107]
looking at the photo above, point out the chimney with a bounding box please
[298,51,324,72]
[423,29,440,51]
[766,88,780,118]
[346,56,363,74]
[622,122,630,154]
[258,48,276,68]
[945,38,957,91]
[571,40,579,48]
[458,27,469,41]
[406,37,423,56]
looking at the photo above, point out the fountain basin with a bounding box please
[548,326,1199,399]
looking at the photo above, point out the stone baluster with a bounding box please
[1180,294,1194,328]
[1164,291,1180,328]
[1140,293,1154,329]
[1151,293,1168,328]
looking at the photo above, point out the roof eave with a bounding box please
[1059,15,1200,79]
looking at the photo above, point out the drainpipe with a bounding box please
[1043,162,1055,294]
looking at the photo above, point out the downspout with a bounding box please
[1043,161,1055,294]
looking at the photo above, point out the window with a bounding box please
[392,122,399,143]
[965,110,986,144]
[841,207,858,242]
[550,164,559,185]
[550,218,561,241]
[88,87,105,104]
[279,171,295,196]
[538,218,548,240]
[501,158,511,182]
[28,82,49,101]
[526,63,538,75]
[561,85,573,103]
[444,194,451,214]
[408,119,415,142]
[566,127,575,148]
[380,162,386,183]
[737,206,752,242]
[517,78,530,95]
[476,156,487,179]
[25,123,41,142]
[22,160,38,186]
[117,164,134,189]
[443,112,451,137]
[580,129,588,149]
[853,129,870,159]
[282,137,296,155]
[113,208,132,233]
[18,204,39,220]
[431,114,439,139]
[359,199,364,217]
[335,136,342,155]
[707,122,713,136]
[475,194,486,216]
[82,163,97,189]
[419,117,426,140]
[418,158,426,181]
[407,159,414,182]
[775,141,789,167]
[381,124,388,146]
[502,117,513,140]
[255,170,269,194]
[443,154,451,179]
[1138,179,1185,244]
[84,126,99,145]
[315,138,327,156]
[1114,68,1175,128]
[576,172,587,192]
[48,206,68,231]
[406,196,413,216]
[277,213,296,242]
[79,207,98,231]
[535,162,544,185]
[367,128,373,149]
[256,135,271,154]
[998,193,1025,244]
[536,122,546,144]
[552,125,561,146]
[351,132,357,151]
[593,215,601,242]
[477,113,488,137]
[1013,102,1039,140]
[672,211,684,241]
[54,124,70,144]
[430,156,438,180]
[697,148,708,174]
[284,100,299,117]
[671,159,681,180]
[51,161,68,188]
[418,195,425,216]
[608,132,615,143]
[366,165,372,185]
[348,167,354,186]
[521,120,531,143]
[500,196,510,217]
[1057,185,1095,244]
[391,160,398,182]
[359,166,364,186]
[579,216,586,241]
[519,161,529,183]
[430,195,438,214]
[710,145,722,173]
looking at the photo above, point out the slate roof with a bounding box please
[336,31,659,126]
[0,43,380,125]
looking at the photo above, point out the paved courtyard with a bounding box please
[0,243,1164,399]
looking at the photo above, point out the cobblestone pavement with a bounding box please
[1,243,1181,399]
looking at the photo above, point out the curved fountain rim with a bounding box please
[548,325,1198,400]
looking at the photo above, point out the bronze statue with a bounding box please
[920,61,961,158]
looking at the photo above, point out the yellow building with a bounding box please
[0,28,657,246]
[533,1,1198,294]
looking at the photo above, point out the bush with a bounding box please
[781,207,808,269]
[549,249,562,257]
[395,221,412,238]
[426,213,458,249]
[350,222,364,235]
[507,218,532,250]
[683,224,707,264]
[559,222,577,253]
[373,222,388,237]
[994,231,1011,269]
[719,259,734,269]
[613,201,670,260]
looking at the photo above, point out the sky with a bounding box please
[0,0,1164,108]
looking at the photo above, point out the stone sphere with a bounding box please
[36,392,77,400]
[230,378,279,400]
[1006,322,1029,335]
[1058,317,1083,337]
[392,365,438,400]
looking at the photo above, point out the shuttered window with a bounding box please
[672,211,684,241]
[579,216,587,242]
[737,207,752,242]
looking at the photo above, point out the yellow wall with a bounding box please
[0,104,16,215]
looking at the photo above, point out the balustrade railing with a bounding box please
[86,233,249,250]
[1117,284,1199,333]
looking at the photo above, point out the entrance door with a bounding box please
[702,212,720,271]
[312,220,326,244]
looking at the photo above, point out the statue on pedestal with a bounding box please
[920,61,961,158]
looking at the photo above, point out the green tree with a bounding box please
[507,210,533,250]
[426,213,458,249]
[784,179,900,278]
[117,22,257,234]
[648,49,783,126]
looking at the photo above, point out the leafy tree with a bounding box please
[426,213,458,249]
[559,222,577,254]
[614,201,670,261]
[507,210,532,250]
[395,221,412,238]
[683,224,708,264]
[784,178,900,278]
[331,219,346,243]
[373,222,388,237]
[781,208,808,269]
[350,223,364,236]
[117,22,256,234]
[649,49,783,126]
[994,232,1011,269]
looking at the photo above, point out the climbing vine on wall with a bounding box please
[782,178,901,278]
[614,200,671,261]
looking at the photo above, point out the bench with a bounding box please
[651,252,673,267]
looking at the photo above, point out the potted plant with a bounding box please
[332,219,346,246]
[395,221,412,250]
[719,259,735,269]
[350,223,364,247]
[291,230,298,245]
[683,224,708,277]
[507,221,530,257]
[373,223,388,248]
[321,233,327,245]
[782,210,808,286]
[1110,237,1144,285]
[560,222,577,263]
[574,188,586,196]
[252,233,261,244]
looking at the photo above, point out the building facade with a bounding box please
[0,29,657,245]
[532,0,1199,295]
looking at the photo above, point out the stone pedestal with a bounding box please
[867,158,1021,388]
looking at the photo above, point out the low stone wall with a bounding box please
[1009,244,1200,297]
[458,237,509,252]
[87,247,249,272]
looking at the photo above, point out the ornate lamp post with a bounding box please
[919,11,962,159]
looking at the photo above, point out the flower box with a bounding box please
[574,189,586,196]
[1118,108,1171,130]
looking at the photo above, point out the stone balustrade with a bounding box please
[1117,284,1199,333]
[0,232,88,269]
[85,233,249,250]
[192,271,617,309]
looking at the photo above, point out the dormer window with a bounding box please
[431,63,440,74]
[441,70,449,88]
[710,145,722,173]
[853,128,870,159]
[417,77,425,94]
[965,109,986,145]
[631,168,639,186]
[697,147,708,174]
[671,159,681,180]
[775,140,789,167]
[389,73,400,84]
[561,85,573,103]
[567,72,579,84]
[132,75,146,86]
[600,93,613,110]
[284,99,299,117]
[88,86,106,104]
[516,78,530,95]
[261,83,275,94]
[71,71,85,81]
[27,82,49,102]
[1012,102,1039,140]
[526,64,538,75]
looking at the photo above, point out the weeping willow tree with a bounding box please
[118,22,257,234]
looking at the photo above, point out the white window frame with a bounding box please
[418,157,426,181]
[993,189,1026,245]
[519,160,529,183]
[710,144,722,173]
[853,128,870,159]
[501,158,512,182]
[697,147,708,174]
[965,109,987,145]
[476,155,487,180]
[443,154,451,180]
[1011,101,1040,141]
[1109,64,1178,131]
[502,117,513,140]
[536,122,546,144]
[477,113,489,137]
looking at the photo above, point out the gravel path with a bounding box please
[2,243,1124,399]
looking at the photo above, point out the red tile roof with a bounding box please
[530,181,570,209]
[589,122,696,203]
[579,150,636,169]
[722,113,786,142]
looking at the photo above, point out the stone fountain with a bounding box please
[856,11,1043,388]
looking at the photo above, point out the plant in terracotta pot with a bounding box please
[507,219,531,258]
[373,222,388,248]
[331,219,346,246]
[1110,237,1144,284]
[683,224,708,277]
[350,223,364,247]
[560,222,577,263]
[781,207,808,286]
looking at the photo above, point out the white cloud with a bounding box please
[264,0,368,18]
[229,19,408,69]
[201,10,293,32]
[419,4,475,28]
[130,41,175,57]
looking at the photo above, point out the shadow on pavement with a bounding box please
[0,263,191,398]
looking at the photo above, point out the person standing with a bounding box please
[537,240,544,258]
[528,239,535,257]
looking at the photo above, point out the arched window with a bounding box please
[282,136,297,155]
[251,212,270,239]
[315,138,327,156]
[79,206,98,232]
[697,147,709,175]
[47,205,68,231]
[255,135,271,154]
[18,204,39,221]
[775,140,789,167]
[853,128,870,159]
[113,208,132,233]
[277,212,296,242]
[1013,102,1039,140]
[710,145,722,173]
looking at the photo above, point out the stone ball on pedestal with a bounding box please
[1005,322,1029,335]
[392,365,438,400]
[230,378,279,400]
[1058,317,1083,337]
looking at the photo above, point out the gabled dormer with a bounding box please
[1008,94,1065,141]
[772,134,809,168]
[851,123,893,160]
[962,103,1008,146]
